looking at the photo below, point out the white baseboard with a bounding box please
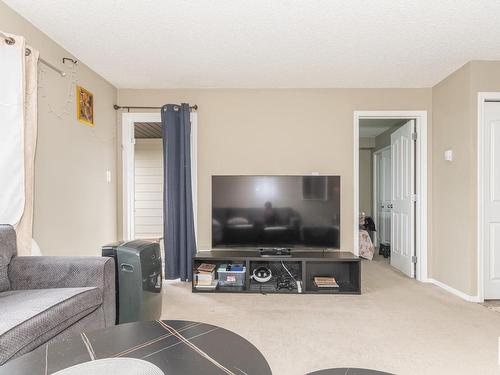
[426,278,481,303]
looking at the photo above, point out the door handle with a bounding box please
[120,263,134,272]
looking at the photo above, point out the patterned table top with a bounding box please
[0,320,272,375]
[308,368,394,375]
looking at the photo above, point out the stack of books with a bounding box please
[313,276,339,288]
[195,263,217,290]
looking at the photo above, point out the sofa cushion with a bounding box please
[0,287,102,364]
[0,225,17,292]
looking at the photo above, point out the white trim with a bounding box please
[354,111,428,282]
[135,138,162,145]
[190,112,198,246]
[477,92,500,303]
[353,118,359,255]
[426,278,481,303]
[121,111,199,243]
[372,145,390,247]
[372,152,378,247]
[122,112,161,241]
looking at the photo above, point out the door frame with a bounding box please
[121,112,198,242]
[477,92,500,302]
[372,145,391,247]
[353,110,428,282]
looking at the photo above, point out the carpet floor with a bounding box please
[161,255,500,375]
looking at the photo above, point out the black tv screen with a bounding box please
[212,175,341,249]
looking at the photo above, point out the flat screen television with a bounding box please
[212,175,341,249]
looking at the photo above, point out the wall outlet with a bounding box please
[444,150,453,162]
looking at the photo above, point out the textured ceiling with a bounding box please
[4,0,500,88]
[359,119,406,138]
[134,122,162,139]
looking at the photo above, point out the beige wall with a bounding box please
[1,1,118,256]
[117,89,432,253]
[359,137,375,148]
[432,61,500,296]
[4,0,500,298]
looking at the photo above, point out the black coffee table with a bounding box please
[0,320,272,375]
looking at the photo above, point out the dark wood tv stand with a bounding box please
[192,250,360,295]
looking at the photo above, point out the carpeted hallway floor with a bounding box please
[161,255,500,375]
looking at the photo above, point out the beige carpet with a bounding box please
[161,256,500,375]
[483,300,500,314]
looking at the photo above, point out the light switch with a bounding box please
[106,170,112,182]
[444,150,453,162]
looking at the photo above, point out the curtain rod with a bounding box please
[113,104,198,111]
[1,31,66,77]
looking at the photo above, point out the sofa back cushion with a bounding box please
[0,225,17,292]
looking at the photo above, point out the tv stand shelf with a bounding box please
[192,250,361,295]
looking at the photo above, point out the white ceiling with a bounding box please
[5,0,500,89]
[359,119,405,138]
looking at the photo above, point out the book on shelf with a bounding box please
[197,263,216,273]
[195,270,215,286]
[195,280,218,290]
[313,276,339,288]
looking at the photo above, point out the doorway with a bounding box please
[133,123,163,241]
[373,145,391,255]
[121,112,198,243]
[354,111,428,281]
[478,93,500,301]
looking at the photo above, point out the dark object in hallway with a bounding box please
[379,243,390,258]
[0,320,272,375]
[360,216,376,232]
[359,215,376,243]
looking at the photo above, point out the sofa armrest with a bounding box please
[8,256,116,326]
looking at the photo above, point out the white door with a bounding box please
[483,102,500,299]
[134,139,164,240]
[375,147,392,246]
[390,120,415,277]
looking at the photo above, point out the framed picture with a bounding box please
[77,86,94,126]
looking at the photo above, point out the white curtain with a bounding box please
[0,32,39,255]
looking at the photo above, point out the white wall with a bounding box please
[134,139,163,239]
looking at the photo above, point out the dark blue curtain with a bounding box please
[161,103,196,281]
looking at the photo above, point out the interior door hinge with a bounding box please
[411,132,417,141]
[411,194,417,202]
[411,256,417,264]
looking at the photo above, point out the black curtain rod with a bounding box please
[113,104,198,111]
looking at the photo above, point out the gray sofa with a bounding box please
[0,225,115,365]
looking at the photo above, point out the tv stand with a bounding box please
[259,247,291,257]
[192,250,360,295]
